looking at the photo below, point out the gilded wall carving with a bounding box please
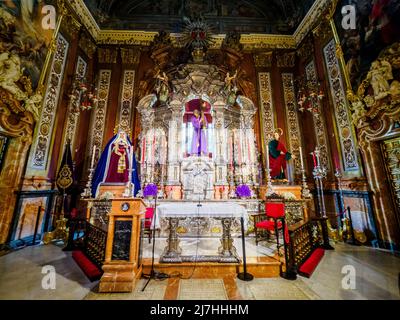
[78,32,97,59]
[277,53,296,68]
[118,70,135,132]
[305,60,330,171]
[0,101,35,244]
[97,48,118,64]
[323,39,359,171]
[120,48,140,65]
[296,36,314,62]
[63,56,87,151]
[352,42,400,246]
[349,42,400,128]
[382,137,400,216]
[87,69,112,166]
[257,72,275,142]
[254,52,273,68]
[30,33,69,170]
[282,73,301,175]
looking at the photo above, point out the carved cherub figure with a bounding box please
[367,59,393,100]
[224,69,238,93]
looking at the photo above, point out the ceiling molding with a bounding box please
[69,0,328,49]
[293,0,331,45]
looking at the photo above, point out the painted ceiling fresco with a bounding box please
[83,0,316,34]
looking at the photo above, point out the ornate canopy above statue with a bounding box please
[136,63,257,200]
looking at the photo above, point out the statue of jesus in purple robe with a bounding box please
[190,109,208,156]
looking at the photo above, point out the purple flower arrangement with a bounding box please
[236,184,251,198]
[143,183,158,198]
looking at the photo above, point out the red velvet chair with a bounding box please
[255,202,286,251]
[144,207,154,243]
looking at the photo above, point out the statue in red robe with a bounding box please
[104,134,130,183]
[92,130,141,198]
[268,129,294,179]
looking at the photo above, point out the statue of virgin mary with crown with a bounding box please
[92,129,141,198]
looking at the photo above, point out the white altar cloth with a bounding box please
[152,202,247,230]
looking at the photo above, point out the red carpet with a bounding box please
[298,248,325,278]
[72,250,103,282]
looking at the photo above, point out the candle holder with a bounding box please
[123,167,133,198]
[265,168,274,198]
[335,168,346,239]
[229,168,236,198]
[158,164,165,199]
[82,167,94,198]
[300,168,312,199]
[312,148,327,217]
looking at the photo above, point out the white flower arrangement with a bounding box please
[280,192,296,200]
[99,191,114,200]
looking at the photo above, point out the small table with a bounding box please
[153,202,247,263]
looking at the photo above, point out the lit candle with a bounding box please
[266,143,270,172]
[130,145,133,166]
[90,145,96,169]
[129,146,133,183]
[312,151,317,168]
[299,146,304,170]
[152,134,155,165]
[142,136,145,163]
[334,153,339,171]
[238,131,242,165]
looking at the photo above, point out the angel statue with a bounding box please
[367,59,393,100]
[154,69,170,103]
[224,70,238,105]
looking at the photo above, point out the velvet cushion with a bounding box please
[144,207,154,228]
[298,248,325,278]
[256,219,283,230]
[72,250,102,282]
[265,203,285,219]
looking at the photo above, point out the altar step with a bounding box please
[141,256,281,279]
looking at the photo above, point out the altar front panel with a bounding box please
[152,201,250,237]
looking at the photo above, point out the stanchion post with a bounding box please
[237,217,253,281]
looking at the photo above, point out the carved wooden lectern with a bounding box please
[99,198,146,293]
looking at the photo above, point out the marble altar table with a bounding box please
[152,201,247,263]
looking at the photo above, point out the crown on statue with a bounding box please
[113,124,132,138]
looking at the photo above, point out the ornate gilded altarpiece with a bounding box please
[0,100,35,244]
[381,137,400,227]
[352,42,400,247]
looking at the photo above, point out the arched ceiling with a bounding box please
[83,0,316,34]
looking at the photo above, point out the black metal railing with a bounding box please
[282,217,332,279]
[64,219,107,268]
[84,223,107,268]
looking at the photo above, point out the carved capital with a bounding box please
[254,52,273,68]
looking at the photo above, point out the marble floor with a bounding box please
[0,241,399,300]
